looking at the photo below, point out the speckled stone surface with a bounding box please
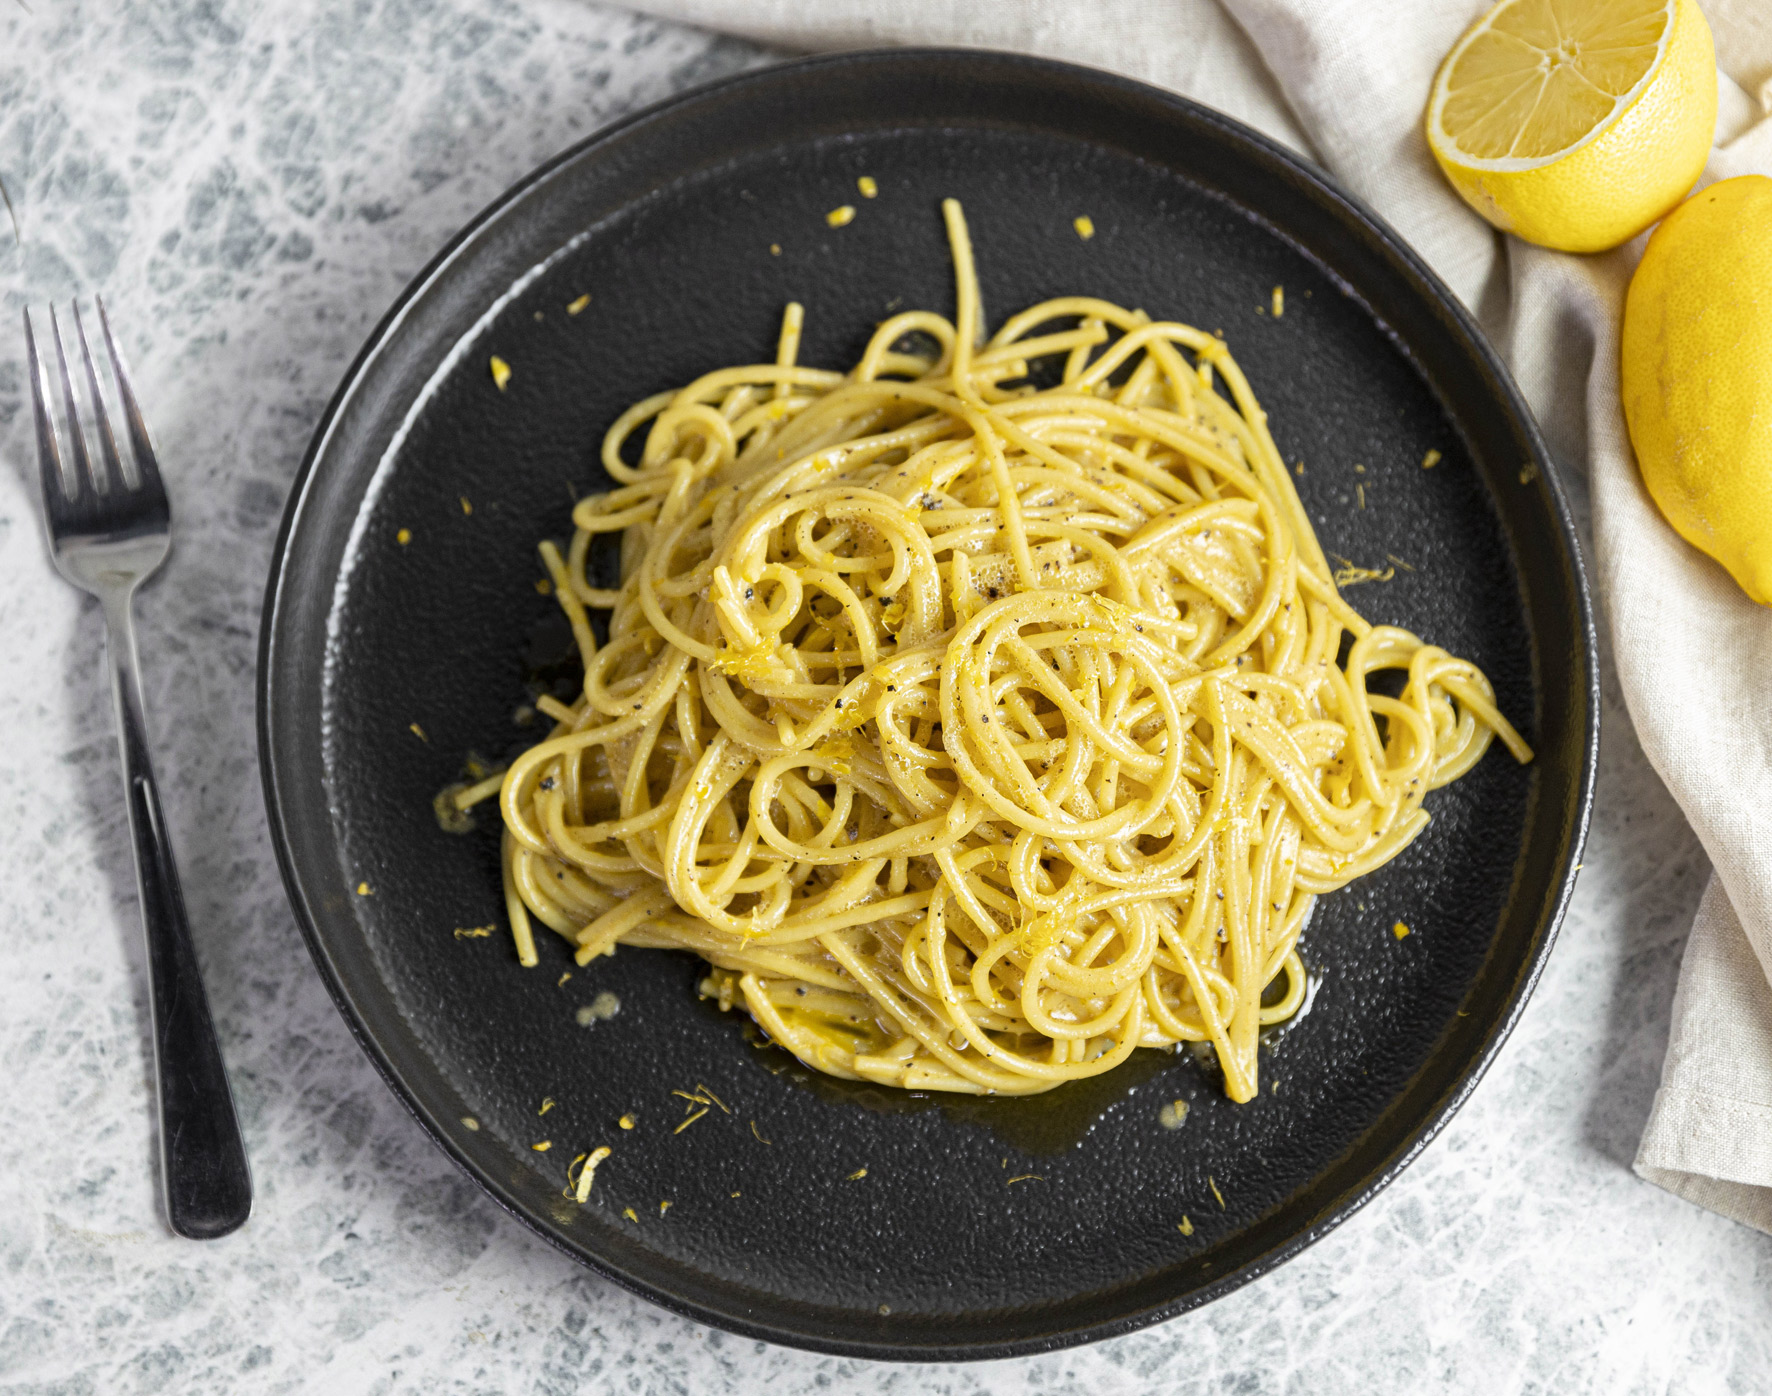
[0,3,1768,1392]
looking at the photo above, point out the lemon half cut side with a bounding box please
[1426,0,1715,253]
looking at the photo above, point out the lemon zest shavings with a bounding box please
[572,1146,611,1203]
[1330,554,1396,588]
[694,1083,731,1114]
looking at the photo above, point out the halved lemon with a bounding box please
[1426,0,1716,253]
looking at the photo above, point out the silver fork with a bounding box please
[26,301,252,1240]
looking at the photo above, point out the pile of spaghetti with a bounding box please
[470,200,1531,1102]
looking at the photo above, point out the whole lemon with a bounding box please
[1621,174,1772,604]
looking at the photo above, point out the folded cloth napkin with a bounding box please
[633,0,1772,1229]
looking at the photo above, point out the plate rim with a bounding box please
[257,45,1599,1361]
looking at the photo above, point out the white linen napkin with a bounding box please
[631,0,1772,1230]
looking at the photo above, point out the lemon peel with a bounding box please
[1426,0,1715,252]
[1622,175,1772,604]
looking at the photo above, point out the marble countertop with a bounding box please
[1,2,1767,1392]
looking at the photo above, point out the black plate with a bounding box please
[259,50,1596,1360]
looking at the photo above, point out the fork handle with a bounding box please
[102,591,253,1240]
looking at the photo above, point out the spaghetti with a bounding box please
[468,200,1532,1101]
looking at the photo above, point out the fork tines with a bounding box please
[26,299,165,529]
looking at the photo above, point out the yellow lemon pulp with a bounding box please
[1427,0,1715,252]
[1621,175,1772,605]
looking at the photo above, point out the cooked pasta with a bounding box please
[468,199,1532,1102]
